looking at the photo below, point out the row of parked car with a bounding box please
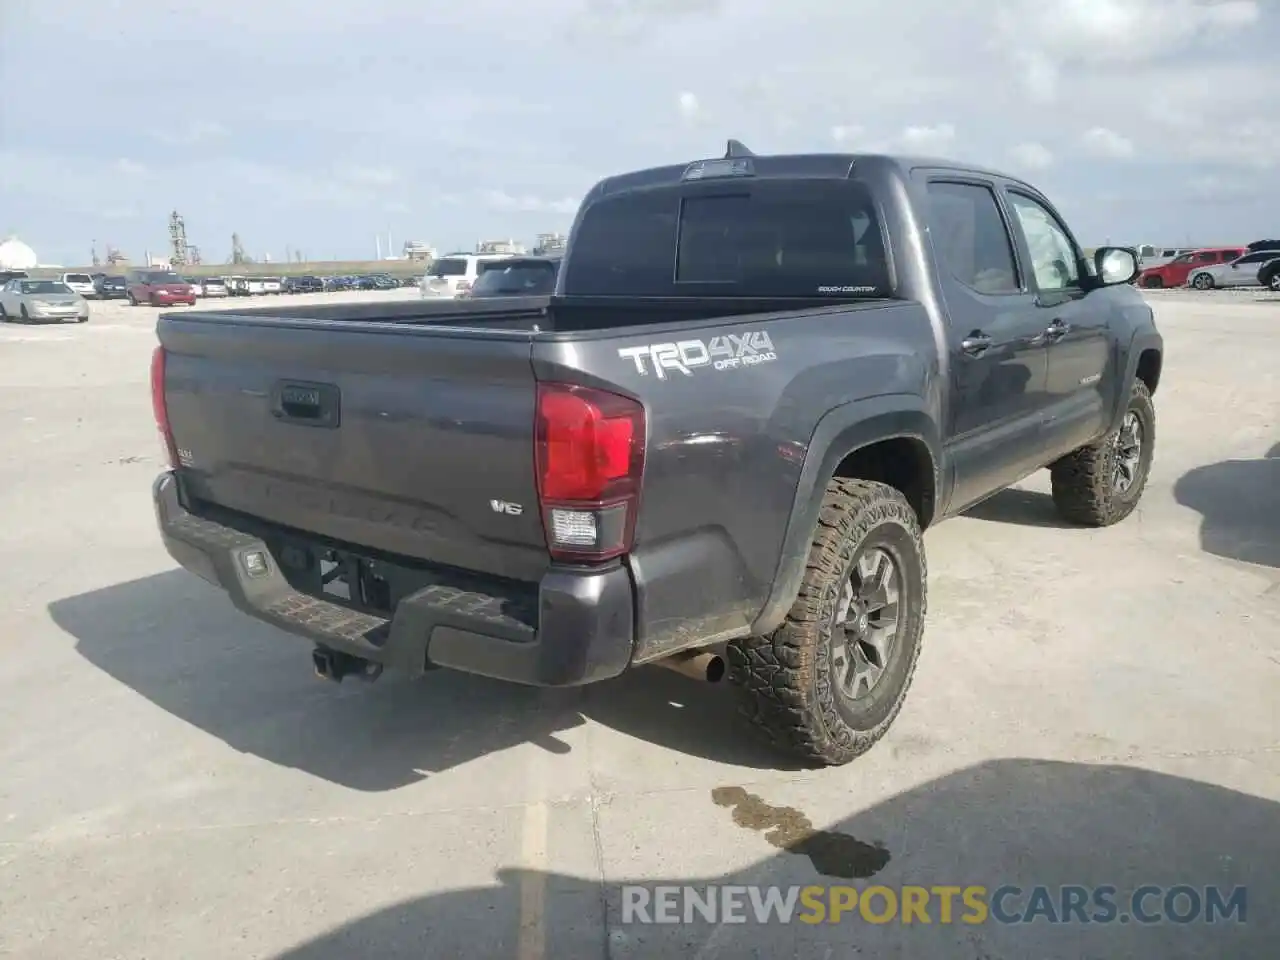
[54,269,420,307]
[1136,240,1280,291]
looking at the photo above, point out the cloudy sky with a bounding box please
[1,0,1276,265]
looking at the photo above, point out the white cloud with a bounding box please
[1002,0,1259,66]
[830,125,863,145]
[153,120,229,146]
[1010,142,1055,170]
[481,190,579,215]
[997,1,1260,103]
[677,91,700,121]
[1080,127,1136,159]
[339,165,399,186]
[899,123,956,154]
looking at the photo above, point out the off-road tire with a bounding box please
[727,479,926,767]
[1050,379,1155,527]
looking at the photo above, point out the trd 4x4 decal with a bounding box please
[618,331,777,379]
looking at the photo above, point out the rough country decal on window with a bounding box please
[816,285,879,294]
[618,332,777,379]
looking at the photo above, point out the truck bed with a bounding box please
[190,293,889,333]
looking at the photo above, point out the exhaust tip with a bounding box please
[654,650,726,683]
[705,655,725,683]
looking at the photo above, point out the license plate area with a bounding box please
[277,543,397,618]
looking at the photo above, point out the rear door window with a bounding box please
[562,179,891,297]
[924,181,1021,294]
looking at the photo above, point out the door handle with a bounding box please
[960,332,993,356]
[1044,319,1071,341]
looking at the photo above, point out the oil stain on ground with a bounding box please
[711,785,890,879]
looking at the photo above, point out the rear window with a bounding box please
[432,258,469,277]
[471,261,558,296]
[22,281,71,294]
[65,273,92,283]
[562,180,890,297]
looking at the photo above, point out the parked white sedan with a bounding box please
[1187,248,1280,290]
[0,278,90,322]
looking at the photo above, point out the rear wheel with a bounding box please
[1261,265,1280,292]
[1191,272,1214,290]
[1050,380,1155,527]
[727,479,926,767]
[1142,275,1164,289]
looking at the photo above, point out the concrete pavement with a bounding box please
[1,291,1277,958]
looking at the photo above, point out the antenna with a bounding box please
[725,139,755,158]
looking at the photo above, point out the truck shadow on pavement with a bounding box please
[1174,442,1280,569]
[268,759,1278,960]
[960,487,1077,528]
[49,570,798,792]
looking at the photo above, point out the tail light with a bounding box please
[535,382,645,563]
[150,346,178,468]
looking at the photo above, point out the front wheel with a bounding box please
[1050,379,1155,527]
[1191,273,1214,290]
[727,479,926,767]
[1262,267,1280,292]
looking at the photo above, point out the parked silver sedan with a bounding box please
[0,278,90,323]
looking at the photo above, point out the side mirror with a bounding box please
[1093,246,1139,286]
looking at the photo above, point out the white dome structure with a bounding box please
[0,237,38,271]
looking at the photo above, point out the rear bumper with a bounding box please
[152,471,636,686]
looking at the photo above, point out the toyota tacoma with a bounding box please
[150,141,1163,765]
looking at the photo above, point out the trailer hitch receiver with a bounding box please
[311,646,383,683]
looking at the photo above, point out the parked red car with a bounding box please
[126,269,196,307]
[1137,247,1245,288]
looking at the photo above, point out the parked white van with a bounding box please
[61,273,97,298]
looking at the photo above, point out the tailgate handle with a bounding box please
[273,381,340,427]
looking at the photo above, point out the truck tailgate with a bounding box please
[158,315,550,583]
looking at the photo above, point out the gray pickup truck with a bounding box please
[150,141,1163,766]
